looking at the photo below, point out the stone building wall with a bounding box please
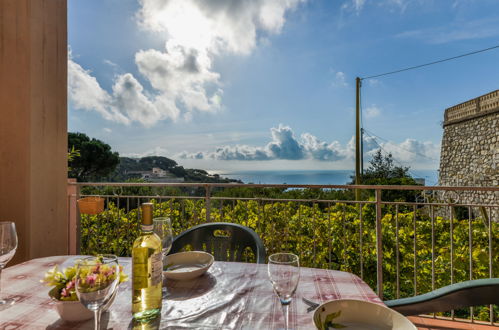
[439,90,498,208]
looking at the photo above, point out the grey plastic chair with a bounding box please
[384,278,499,316]
[170,222,266,264]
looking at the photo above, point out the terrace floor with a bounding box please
[410,316,498,330]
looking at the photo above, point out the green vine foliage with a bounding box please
[80,199,498,321]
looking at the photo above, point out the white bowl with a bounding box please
[52,299,94,322]
[49,286,118,322]
[163,251,214,281]
[313,299,416,330]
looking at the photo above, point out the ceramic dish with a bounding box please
[163,251,214,281]
[49,286,118,322]
[313,299,417,330]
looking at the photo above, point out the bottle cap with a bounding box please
[141,203,153,225]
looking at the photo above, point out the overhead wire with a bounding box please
[358,80,438,181]
[357,44,499,178]
[357,44,499,185]
[363,131,410,169]
[363,131,424,180]
[362,130,439,185]
[363,128,438,162]
[361,43,499,80]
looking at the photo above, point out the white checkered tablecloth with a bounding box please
[0,256,383,329]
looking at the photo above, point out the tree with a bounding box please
[351,149,419,202]
[139,156,178,170]
[67,146,80,173]
[361,149,416,185]
[68,132,120,181]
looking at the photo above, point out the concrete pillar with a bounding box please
[0,0,68,264]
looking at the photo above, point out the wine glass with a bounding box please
[153,217,173,262]
[75,255,119,330]
[0,222,17,310]
[268,253,300,330]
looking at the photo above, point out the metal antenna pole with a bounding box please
[355,77,362,200]
[361,127,364,176]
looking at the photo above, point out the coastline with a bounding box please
[216,169,439,186]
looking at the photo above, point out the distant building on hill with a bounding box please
[414,178,425,185]
[151,167,167,177]
[438,90,498,208]
[126,167,184,183]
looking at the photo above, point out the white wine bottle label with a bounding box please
[151,252,163,286]
[132,247,149,289]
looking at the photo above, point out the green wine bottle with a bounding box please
[132,203,163,320]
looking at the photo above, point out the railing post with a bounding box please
[375,189,383,299]
[67,179,82,255]
[75,185,81,254]
[67,179,77,255]
[205,185,212,222]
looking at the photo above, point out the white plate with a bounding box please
[313,299,416,330]
[163,251,214,281]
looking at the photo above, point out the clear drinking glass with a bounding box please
[0,222,17,310]
[268,253,300,330]
[153,217,173,262]
[75,255,119,330]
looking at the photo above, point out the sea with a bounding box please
[220,169,439,186]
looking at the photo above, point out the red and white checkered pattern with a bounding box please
[0,256,383,329]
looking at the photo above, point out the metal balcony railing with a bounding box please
[67,181,498,325]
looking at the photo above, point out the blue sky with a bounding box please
[68,0,499,172]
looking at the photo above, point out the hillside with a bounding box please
[106,156,240,183]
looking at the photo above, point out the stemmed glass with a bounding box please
[0,222,17,310]
[75,255,119,330]
[268,253,300,330]
[153,217,173,262]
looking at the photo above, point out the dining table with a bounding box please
[0,256,385,329]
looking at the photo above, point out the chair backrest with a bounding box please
[384,278,499,316]
[170,222,266,264]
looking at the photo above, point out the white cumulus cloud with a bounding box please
[267,125,305,160]
[68,56,175,127]
[180,124,352,161]
[137,0,304,55]
[381,139,440,164]
[68,56,129,125]
[178,124,440,167]
[69,0,304,126]
[111,73,164,126]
